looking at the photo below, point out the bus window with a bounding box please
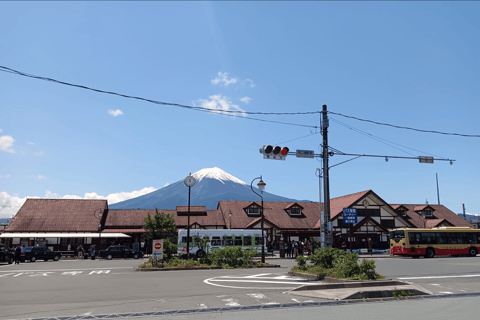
[211,236,221,246]
[409,233,416,244]
[390,230,405,240]
[421,233,436,244]
[436,233,447,244]
[223,236,233,246]
[465,233,476,244]
[234,237,242,246]
[181,237,192,243]
[244,236,252,246]
[457,233,466,244]
[255,236,264,245]
[446,233,457,244]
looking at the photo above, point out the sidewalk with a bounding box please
[263,251,392,259]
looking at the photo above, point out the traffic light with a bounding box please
[260,145,289,160]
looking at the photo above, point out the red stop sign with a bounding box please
[154,242,162,250]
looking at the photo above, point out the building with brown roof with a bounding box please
[1,190,473,251]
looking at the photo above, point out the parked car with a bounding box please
[20,246,62,262]
[0,244,14,264]
[99,245,143,260]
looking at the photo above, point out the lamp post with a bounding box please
[184,173,196,258]
[251,176,266,263]
[94,209,103,249]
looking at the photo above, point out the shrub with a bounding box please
[295,255,307,271]
[359,259,377,280]
[163,239,178,261]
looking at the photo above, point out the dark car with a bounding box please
[99,245,143,260]
[20,246,62,262]
[0,244,14,264]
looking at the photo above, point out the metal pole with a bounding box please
[463,203,466,220]
[322,104,332,247]
[436,173,440,205]
[316,168,323,247]
[187,186,191,257]
[261,194,265,263]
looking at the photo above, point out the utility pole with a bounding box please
[463,203,466,220]
[322,104,332,247]
[436,173,440,205]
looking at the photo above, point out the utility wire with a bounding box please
[274,132,320,145]
[328,111,480,138]
[0,65,320,116]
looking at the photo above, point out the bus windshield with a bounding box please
[390,230,405,241]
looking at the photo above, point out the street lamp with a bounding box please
[94,209,103,249]
[251,176,266,263]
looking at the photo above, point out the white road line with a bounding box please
[0,267,132,273]
[439,291,454,294]
[243,273,273,278]
[398,274,480,280]
[209,279,319,285]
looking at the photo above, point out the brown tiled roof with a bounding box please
[5,199,108,232]
[425,219,452,229]
[176,206,207,213]
[102,228,147,233]
[329,190,371,220]
[390,204,473,228]
[284,203,304,210]
[105,209,225,228]
[413,205,435,212]
[218,201,321,230]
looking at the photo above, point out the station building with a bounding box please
[0,190,472,252]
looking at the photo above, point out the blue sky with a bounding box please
[1,1,479,217]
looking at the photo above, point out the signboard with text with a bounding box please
[296,150,315,158]
[152,239,164,260]
[343,208,358,224]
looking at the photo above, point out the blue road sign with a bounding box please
[343,208,358,224]
[295,150,315,158]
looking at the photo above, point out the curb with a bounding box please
[292,280,408,291]
[135,264,281,272]
[288,271,324,281]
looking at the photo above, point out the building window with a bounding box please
[422,210,433,217]
[381,220,395,228]
[337,219,350,228]
[288,208,302,216]
[357,209,380,217]
[247,207,260,215]
[397,209,407,216]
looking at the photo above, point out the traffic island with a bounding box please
[289,280,432,300]
[135,264,281,272]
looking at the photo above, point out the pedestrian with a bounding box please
[307,241,313,256]
[286,241,292,258]
[90,244,95,259]
[73,244,78,259]
[341,241,347,251]
[14,245,21,264]
[293,241,299,258]
[67,243,71,251]
[77,244,84,259]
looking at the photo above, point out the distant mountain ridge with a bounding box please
[109,167,310,210]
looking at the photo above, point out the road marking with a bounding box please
[398,274,480,280]
[89,270,111,275]
[205,273,321,290]
[0,266,131,273]
[218,296,241,307]
[198,304,208,309]
[61,271,83,276]
[0,273,14,277]
[439,291,454,294]
[13,273,23,277]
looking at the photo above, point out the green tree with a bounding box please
[144,208,177,240]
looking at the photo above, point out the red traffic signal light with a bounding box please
[261,145,289,160]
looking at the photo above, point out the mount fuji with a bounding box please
[109,167,309,210]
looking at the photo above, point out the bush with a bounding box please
[163,239,178,260]
[295,255,307,271]
[359,259,377,280]
[337,251,360,278]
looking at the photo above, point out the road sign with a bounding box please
[343,208,358,224]
[296,150,314,158]
[152,239,163,260]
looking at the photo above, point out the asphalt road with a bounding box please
[1,255,480,320]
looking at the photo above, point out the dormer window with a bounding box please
[397,209,407,216]
[288,208,302,216]
[423,210,433,217]
[246,206,260,215]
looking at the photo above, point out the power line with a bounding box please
[328,111,480,138]
[274,132,320,145]
[0,65,320,116]
[330,117,443,158]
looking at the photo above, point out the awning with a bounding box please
[0,233,131,238]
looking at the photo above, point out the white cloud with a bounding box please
[240,96,251,104]
[0,175,11,179]
[31,175,47,180]
[0,192,27,217]
[0,129,2,133]
[1,187,158,217]
[0,135,15,153]
[242,79,255,88]
[198,95,246,117]
[211,72,238,86]
[28,142,35,145]
[34,151,45,156]
[108,109,124,117]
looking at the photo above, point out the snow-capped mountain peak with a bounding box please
[192,167,247,185]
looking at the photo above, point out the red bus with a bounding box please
[390,227,480,258]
